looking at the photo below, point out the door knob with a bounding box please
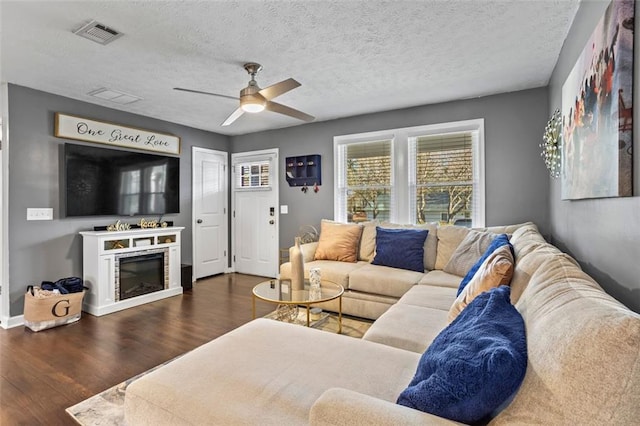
[269,219,275,225]
[197,219,203,224]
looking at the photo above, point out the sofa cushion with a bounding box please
[358,220,379,262]
[398,285,458,312]
[448,245,514,322]
[372,227,428,272]
[348,263,424,298]
[493,254,640,425]
[443,230,496,277]
[334,290,399,320]
[314,220,363,262]
[457,234,512,296]
[418,270,464,289]
[125,319,421,425]
[397,286,527,424]
[311,388,467,426]
[381,222,438,271]
[434,225,471,270]
[363,304,450,353]
[280,259,366,289]
[298,241,320,262]
[509,241,561,304]
[508,222,545,246]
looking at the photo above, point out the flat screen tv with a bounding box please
[64,143,180,217]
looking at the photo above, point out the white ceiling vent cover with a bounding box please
[88,88,142,105]
[73,20,123,45]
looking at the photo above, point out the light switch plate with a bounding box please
[27,208,53,221]
[280,205,288,214]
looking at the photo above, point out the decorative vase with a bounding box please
[309,268,322,301]
[291,237,304,291]
[309,267,321,289]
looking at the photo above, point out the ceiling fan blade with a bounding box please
[258,78,301,100]
[174,87,237,101]
[221,107,244,126]
[265,101,314,122]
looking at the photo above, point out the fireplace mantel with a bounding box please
[80,227,184,316]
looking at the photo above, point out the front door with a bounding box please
[192,147,228,279]
[232,149,279,278]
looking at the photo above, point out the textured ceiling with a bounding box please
[1,1,579,136]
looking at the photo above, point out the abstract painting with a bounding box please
[561,0,634,200]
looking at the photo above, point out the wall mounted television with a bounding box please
[64,143,180,217]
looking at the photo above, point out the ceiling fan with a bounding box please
[174,62,315,126]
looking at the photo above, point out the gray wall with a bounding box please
[6,85,554,316]
[231,88,551,249]
[548,1,640,313]
[7,85,228,315]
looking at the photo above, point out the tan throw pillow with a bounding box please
[314,220,363,262]
[419,222,438,271]
[447,245,514,322]
[443,230,496,277]
[358,220,379,262]
[434,225,471,270]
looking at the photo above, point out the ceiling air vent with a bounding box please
[88,88,142,105]
[73,20,123,45]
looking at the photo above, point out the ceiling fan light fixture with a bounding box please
[177,61,313,126]
[240,96,266,113]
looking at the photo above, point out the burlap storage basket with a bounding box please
[24,290,86,332]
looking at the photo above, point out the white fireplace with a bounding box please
[80,227,184,316]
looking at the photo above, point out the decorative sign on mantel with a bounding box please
[54,113,181,155]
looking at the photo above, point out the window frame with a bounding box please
[334,119,485,227]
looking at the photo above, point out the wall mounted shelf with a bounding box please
[285,154,321,187]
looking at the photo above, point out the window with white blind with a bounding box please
[336,139,393,223]
[410,132,474,225]
[334,120,484,227]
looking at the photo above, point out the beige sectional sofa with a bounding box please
[280,220,525,320]
[124,222,640,425]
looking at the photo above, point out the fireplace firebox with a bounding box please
[116,250,168,301]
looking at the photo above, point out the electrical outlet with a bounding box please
[27,208,53,221]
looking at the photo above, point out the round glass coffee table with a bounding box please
[252,279,344,333]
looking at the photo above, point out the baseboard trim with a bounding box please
[1,314,25,329]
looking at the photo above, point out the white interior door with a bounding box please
[192,147,228,279]
[232,149,279,278]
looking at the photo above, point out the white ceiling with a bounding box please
[1,0,579,136]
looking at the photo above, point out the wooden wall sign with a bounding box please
[54,113,181,155]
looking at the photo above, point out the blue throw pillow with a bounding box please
[371,227,428,272]
[397,286,527,424]
[457,234,514,296]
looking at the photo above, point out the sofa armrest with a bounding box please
[309,388,466,426]
[290,241,318,263]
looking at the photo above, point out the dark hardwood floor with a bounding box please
[0,273,273,425]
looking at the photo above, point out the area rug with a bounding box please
[66,314,372,425]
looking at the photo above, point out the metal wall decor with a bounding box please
[540,109,562,178]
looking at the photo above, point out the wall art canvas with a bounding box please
[561,0,634,200]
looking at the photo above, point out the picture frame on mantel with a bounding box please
[560,0,634,200]
[54,112,181,155]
